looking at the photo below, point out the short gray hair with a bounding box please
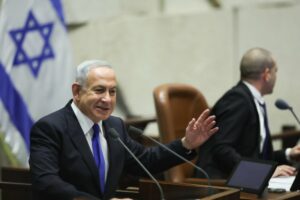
[240,47,275,80]
[75,59,112,86]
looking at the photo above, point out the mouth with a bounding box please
[95,105,110,113]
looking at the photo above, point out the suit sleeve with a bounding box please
[273,149,288,164]
[29,120,101,200]
[210,91,254,174]
[113,118,196,176]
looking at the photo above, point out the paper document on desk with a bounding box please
[268,176,296,191]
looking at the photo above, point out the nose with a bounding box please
[101,91,112,102]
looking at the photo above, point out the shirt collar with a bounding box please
[242,81,265,105]
[71,102,103,136]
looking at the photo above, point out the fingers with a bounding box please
[205,116,217,129]
[195,109,210,124]
[203,116,218,135]
[184,109,219,149]
[291,145,300,153]
[186,118,196,131]
[280,165,297,175]
[290,145,300,161]
[209,126,219,136]
[194,109,216,127]
[272,165,297,177]
[190,109,218,135]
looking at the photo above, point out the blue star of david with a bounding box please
[9,10,55,78]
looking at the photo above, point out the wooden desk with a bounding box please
[1,167,32,200]
[271,130,300,149]
[124,116,156,130]
[185,178,300,200]
[124,116,158,147]
[240,190,300,200]
[139,179,240,200]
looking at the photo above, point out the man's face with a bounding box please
[73,67,117,123]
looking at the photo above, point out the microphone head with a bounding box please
[108,128,119,139]
[128,126,143,136]
[275,99,291,110]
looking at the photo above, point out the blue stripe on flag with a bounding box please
[0,62,33,149]
[49,0,66,27]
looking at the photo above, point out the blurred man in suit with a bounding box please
[30,60,218,200]
[195,47,300,179]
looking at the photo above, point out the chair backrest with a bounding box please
[153,83,209,182]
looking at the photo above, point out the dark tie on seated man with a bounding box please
[195,47,300,179]
[29,60,219,200]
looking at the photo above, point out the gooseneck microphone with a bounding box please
[128,126,212,188]
[108,128,165,200]
[275,99,300,125]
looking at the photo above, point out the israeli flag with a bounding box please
[0,0,74,166]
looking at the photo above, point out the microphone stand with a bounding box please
[275,99,300,126]
[109,128,165,200]
[129,126,213,196]
[140,132,211,187]
[289,108,300,126]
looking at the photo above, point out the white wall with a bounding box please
[69,11,234,119]
[67,1,300,134]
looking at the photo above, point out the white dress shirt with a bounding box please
[71,102,109,182]
[243,81,266,152]
[243,81,291,160]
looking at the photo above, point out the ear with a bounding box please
[72,83,81,101]
[262,68,271,82]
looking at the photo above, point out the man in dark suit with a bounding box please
[195,47,300,179]
[29,60,218,200]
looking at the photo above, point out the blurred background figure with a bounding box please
[195,47,300,179]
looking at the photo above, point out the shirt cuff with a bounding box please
[181,143,194,155]
[285,147,292,161]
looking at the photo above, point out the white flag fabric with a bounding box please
[0,0,74,166]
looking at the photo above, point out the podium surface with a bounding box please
[1,167,300,200]
[139,179,240,200]
[186,178,300,200]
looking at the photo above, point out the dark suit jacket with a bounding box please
[195,81,287,179]
[30,101,195,200]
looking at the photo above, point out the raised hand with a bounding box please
[182,109,219,150]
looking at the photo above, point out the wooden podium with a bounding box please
[0,167,32,200]
[1,169,239,200]
[2,167,300,200]
[139,179,240,200]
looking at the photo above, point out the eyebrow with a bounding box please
[92,85,117,89]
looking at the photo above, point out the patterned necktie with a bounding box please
[92,124,106,193]
[259,103,271,160]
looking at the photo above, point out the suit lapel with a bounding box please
[64,102,125,196]
[64,103,101,190]
[102,120,124,194]
[239,82,262,154]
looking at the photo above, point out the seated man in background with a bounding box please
[29,60,218,200]
[195,47,300,179]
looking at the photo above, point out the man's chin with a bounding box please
[96,112,111,121]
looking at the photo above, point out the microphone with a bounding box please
[108,128,165,200]
[128,126,212,188]
[275,99,291,110]
[275,99,300,125]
